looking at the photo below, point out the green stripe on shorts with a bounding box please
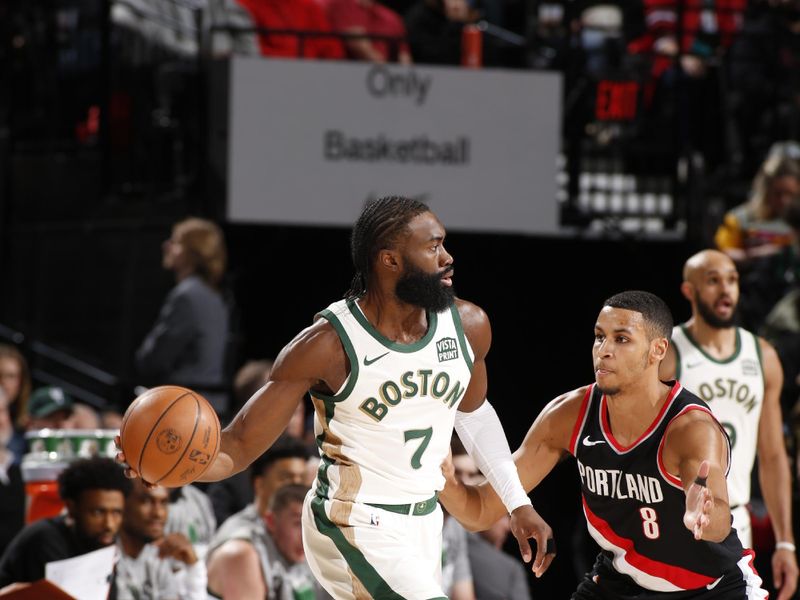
[310,496,407,600]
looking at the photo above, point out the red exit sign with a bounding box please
[596,81,639,121]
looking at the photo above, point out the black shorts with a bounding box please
[571,552,767,600]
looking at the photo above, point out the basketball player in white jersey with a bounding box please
[660,249,798,600]
[119,196,542,599]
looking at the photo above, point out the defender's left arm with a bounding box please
[453,300,541,555]
[757,338,798,600]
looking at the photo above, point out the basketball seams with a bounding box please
[154,394,202,486]
[136,389,194,479]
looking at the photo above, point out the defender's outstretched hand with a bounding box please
[510,505,556,578]
[683,460,714,540]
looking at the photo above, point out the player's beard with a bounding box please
[695,292,737,329]
[395,262,455,313]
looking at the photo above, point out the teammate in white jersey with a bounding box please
[119,196,544,599]
[659,249,798,600]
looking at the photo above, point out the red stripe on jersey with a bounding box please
[601,382,681,453]
[583,498,717,589]
[656,405,716,489]
[569,386,594,456]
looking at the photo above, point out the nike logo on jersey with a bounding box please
[363,352,390,366]
[582,436,606,447]
[706,576,723,590]
[686,361,704,369]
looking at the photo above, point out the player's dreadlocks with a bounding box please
[345,196,430,300]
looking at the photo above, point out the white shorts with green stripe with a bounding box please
[302,491,447,600]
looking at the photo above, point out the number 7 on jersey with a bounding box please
[404,427,433,469]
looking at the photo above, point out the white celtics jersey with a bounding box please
[311,298,474,505]
[671,325,764,506]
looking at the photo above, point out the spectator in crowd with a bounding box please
[68,402,102,429]
[135,217,231,418]
[236,0,345,59]
[442,511,475,600]
[0,387,25,552]
[0,456,129,588]
[210,435,309,530]
[404,0,477,65]
[716,150,800,329]
[25,386,75,431]
[449,437,531,600]
[442,436,476,600]
[207,483,324,599]
[716,150,800,262]
[0,344,31,461]
[116,479,207,600]
[325,0,412,63]
[165,484,217,556]
[468,514,532,600]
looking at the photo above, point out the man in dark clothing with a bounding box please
[0,456,130,588]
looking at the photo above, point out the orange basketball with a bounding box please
[119,386,221,488]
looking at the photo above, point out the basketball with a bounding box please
[119,385,221,488]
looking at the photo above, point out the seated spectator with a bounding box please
[449,437,531,600]
[715,149,800,262]
[237,0,345,59]
[67,402,102,429]
[0,388,25,552]
[116,479,207,600]
[207,484,324,599]
[326,0,412,63]
[166,484,217,556]
[26,386,74,431]
[467,515,531,600]
[442,513,475,600]
[0,344,31,462]
[717,149,800,329]
[0,456,129,588]
[442,440,476,600]
[206,424,308,528]
[404,0,477,66]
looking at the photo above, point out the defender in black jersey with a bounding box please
[441,291,768,598]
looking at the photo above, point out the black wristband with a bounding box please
[545,538,557,555]
[694,475,708,487]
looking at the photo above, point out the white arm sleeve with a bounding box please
[454,400,532,514]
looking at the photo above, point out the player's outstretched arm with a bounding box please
[755,339,798,600]
[443,386,585,577]
[665,411,732,542]
[201,320,343,482]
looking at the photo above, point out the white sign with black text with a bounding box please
[227,57,562,234]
